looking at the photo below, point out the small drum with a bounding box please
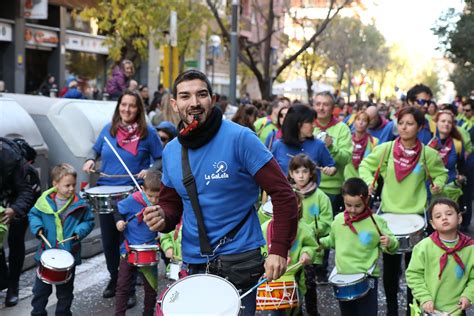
[256,280,299,311]
[261,199,273,217]
[83,185,133,214]
[159,274,241,316]
[380,213,425,253]
[329,268,371,301]
[166,261,181,281]
[127,244,159,267]
[37,249,75,285]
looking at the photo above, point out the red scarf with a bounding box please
[314,117,339,131]
[132,191,147,223]
[343,209,373,234]
[377,115,388,130]
[393,137,422,182]
[352,133,371,169]
[117,122,140,155]
[430,231,474,279]
[428,136,452,167]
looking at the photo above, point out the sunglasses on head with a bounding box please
[415,99,433,106]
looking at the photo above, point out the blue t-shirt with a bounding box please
[271,138,335,178]
[368,120,396,144]
[118,193,158,255]
[161,120,272,264]
[417,119,433,145]
[93,123,163,186]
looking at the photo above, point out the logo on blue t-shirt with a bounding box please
[204,161,230,185]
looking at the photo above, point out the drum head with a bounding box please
[380,213,425,235]
[262,200,273,216]
[161,274,241,316]
[329,272,366,285]
[85,185,133,195]
[41,249,75,270]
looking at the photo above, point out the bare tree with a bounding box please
[206,0,351,100]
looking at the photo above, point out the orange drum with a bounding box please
[256,280,299,310]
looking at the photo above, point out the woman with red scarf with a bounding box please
[344,111,379,180]
[359,107,448,316]
[82,90,162,304]
[427,110,466,203]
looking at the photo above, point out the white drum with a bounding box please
[83,185,133,214]
[262,199,273,217]
[380,213,426,253]
[160,274,241,316]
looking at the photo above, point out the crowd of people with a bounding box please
[1,66,474,316]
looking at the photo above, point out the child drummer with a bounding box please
[319,178,398,316]
[114,169,161,316]
[406,197,474,315]
[28,163,95,315]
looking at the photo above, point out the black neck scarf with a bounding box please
[177,107,223,149]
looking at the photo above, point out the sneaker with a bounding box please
[102,279,117,298]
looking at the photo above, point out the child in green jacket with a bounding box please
[406,198,474,315]
[319,178,398,316]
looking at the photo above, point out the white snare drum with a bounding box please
[160,274,241,316]
[316,131,328,142]
[37,249,75,285]
[83,185,133,214]
[380,213,425,253]
[166,262,181,281]
[262,199,273,217]
[329,268,371,301]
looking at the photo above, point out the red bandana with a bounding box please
[430,231,474,279]
[343,209,373,234]
[132,191,147,223]
[117,122,140,155]
[352,133,371,169]
[428,136,452,167]
[393,137,422,182]
[315,117,339,131]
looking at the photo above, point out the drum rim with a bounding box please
[161,274,241,312]
[128,245,160,251]
[36,267,72,285]
[84,185,134,193]
[329,273,368,286]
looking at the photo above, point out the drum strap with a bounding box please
[181,148,252,257]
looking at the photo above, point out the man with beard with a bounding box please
[144,70,298,315]
[366,105,397,144]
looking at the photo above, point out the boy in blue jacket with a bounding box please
[114,170,161,316]
[29,163,95,315]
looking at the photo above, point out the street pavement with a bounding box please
[1,231,474,315]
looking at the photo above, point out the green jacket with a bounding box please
[160,226,182,263]
[320,212,398,277]
[299,188,333,245]
[254,116,277,144]
[359,141,448,214]
[261,219,318,294]
[406,236,474,315]
[313,122,353,195]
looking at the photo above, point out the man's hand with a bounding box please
[264,254,287,281]
[82,160,95,173]
[137,169,148,179]
[144,205,166,232]
[2,208,16,225]
[422,300,434,314]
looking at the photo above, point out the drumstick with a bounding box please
[92,169,140,178]
[38,231,52,249]
[103,136,152,206]
[422,162,434,187]
[447,305,461,315]
[58,235,77,245]
[362,195,383,237]
[371,145,389,190]
[239,262,303,299]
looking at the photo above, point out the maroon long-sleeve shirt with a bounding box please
[158,157,298,259]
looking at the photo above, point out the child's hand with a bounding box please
[430,184,442,195]
[422,301,435,314]
[380,235,390,247]
[137,169,148,179]
[165,248,174,259]
[368,185,375,196]
[459,297,471,310]
[116,220,127,232]
[299,253,312,266]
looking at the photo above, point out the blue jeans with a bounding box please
[187,265,257,316]
[31,267,76,316]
